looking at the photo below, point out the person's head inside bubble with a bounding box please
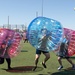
[41,27,51,36]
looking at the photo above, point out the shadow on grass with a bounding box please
[21,50,28,52]
[1,66,43,73]
[51,67,75,75]
[70,56,75,59]
[38,72,51,75]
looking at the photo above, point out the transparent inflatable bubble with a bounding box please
[0,28,21,58]
[27,17,63,51]
[64,28,75,56]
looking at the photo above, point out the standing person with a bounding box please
[57,35,75,70]
[23,31,28,43]
[33,28,51,71]
[0,37,12,70]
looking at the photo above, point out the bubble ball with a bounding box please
[64,28,73,40]
[0,28,21,58]
[64,28,75,56]
[27,17,64,51]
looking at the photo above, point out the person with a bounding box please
[0,37,12,70]
[23,31,28,43]
[33,28,51,71]
[57,35,75,70]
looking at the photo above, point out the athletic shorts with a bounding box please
[36,49,49,54]
[59,56,70,59]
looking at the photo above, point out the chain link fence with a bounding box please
[0,24,28,32]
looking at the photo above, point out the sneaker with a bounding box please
[72,65,75,69]
[42,62,47,68]
[58,66,63,70]
[32,66,37,71]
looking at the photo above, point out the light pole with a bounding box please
[21,24,24,31]
[16,24,17,30]
[36,11,38,17]
[8,16,9,28]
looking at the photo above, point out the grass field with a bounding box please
[0,40,75,75]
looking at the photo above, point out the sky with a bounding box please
[0,0,75,30]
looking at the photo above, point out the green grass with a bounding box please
[0,40,75,75]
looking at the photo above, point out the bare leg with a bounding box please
[67,58,74,66]
[35,54,40,67]
[42,53,50,68]
[58,57,63,66]
[43,53,50,64]
[57,57,63,70]
[33,54,40,71]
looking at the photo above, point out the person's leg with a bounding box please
[66,58,75,69]
[25,39,27,43]
[24,39,26,43]
[58,56,63,70]
[0,57,4,64]
[26,39,28,43]
[33,49,41,71]
[58,57,62,66]
[35,54,40,67]
[43,52,50,64]
[6,58,12,69]
[33,54,40,71]
[42,52,50,68]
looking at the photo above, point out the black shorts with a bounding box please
[59,56,70,59]
[36,49,49,54]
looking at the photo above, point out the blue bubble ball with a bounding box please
[27,17,63,51]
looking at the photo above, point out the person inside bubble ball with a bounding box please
[57,35,75,70]
[0,36,12,70]
[33,28,51,71]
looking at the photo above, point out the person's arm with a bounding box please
[1,44,7,57]
[38,35,46,42]
[65,41,69,50]
[53,46,60,56]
